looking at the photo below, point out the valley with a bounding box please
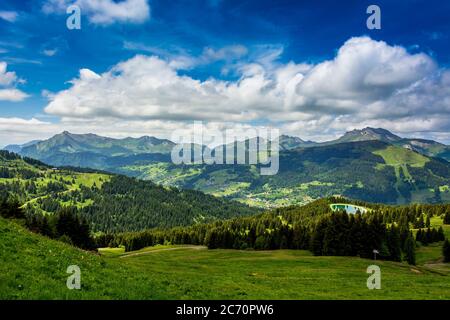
[1,132,450,300]
[4,128,450,208]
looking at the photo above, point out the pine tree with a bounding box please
[443,239,450,263]
[425,228,432,245]
[387,226,401,262]
[438,227,445,241]
[415,229,422,243]
[404,233,416,265]
[444,212,450,225]
[415,214,425,228]
[425,215,431,228]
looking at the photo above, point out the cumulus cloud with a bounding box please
[0,62,28,101]
[294,37,436,114]
[36,36,450,144]
[0,89,29,102]
[42,0,150,25]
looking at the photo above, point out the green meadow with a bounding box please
[1,217,449,300]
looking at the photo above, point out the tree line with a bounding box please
[98,197,450,265]
[415,227,445,245]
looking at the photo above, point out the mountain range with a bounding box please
[4,127,450,207]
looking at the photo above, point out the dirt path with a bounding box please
[119,245,207,258]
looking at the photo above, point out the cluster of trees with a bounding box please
[0,196,25,219]
[79,175,260,232]
[413,214,431,229]
[0,150,49,168]
[0,194,94,250]
[25,206,93,249]
[311,212,416,263]
[43,181,68,193]
[96,198,335,250]
[444,211,450,225]
[0,166,42,179]
[0,167,13,178]
[415,227,446,245]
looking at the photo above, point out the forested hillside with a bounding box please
[6,129,450,208]
[0,150,259,233]
[131,141,450,207]
[103,197,450,266]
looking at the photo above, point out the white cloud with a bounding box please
[0,62,28,101]
[0,11,18,22]
[39,36,450,144]
[43,0,150,25]
[0,89,29,102]
[0,62,18,86]
[294,37,436,114]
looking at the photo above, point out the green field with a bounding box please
[1,217,449,300]
[373,146,430,168]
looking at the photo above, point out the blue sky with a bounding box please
[0,0,449,146]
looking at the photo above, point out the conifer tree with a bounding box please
[443,239,450,263]
[404,233,416,265]
[425,215,431,228]
[387,226,401,262]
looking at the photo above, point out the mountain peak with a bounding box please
[340,127,401,143]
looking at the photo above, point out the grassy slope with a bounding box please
[1,154,260,231]
[373,146,430,168]
[1,217,449,300]
[0,154,110,210]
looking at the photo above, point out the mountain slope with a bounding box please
[5,129,450,207]
[0,151,259,232]
[0,216,170,299]
[321,127,450,161]
[128,141,450,207]
[16,131,175,167]
[4,140,41,154]
[325,127,402,144]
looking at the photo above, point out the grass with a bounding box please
[0,167,110,211]
[1,217,450,300]
[416,242,446,265]
[373,146,430,168]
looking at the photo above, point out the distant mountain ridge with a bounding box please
[6,127,447,162]
[4,128,450,207]
[319,127,450,161]
[5,131,175,168]
[20,131,175,156]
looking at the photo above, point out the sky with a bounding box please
[0,0,450,146]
